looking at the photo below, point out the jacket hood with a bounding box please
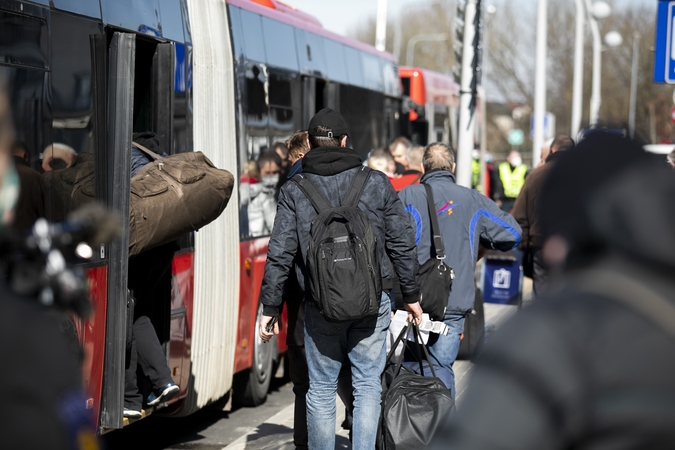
[587,161,675,272]
[302,146,362,176]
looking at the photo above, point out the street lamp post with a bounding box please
[571,0,585,139]
[375,0,388,52]
[629,32,641,139]
[532,0,548,168]
[405,33,449,67]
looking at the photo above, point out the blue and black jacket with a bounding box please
[399,169,521,314]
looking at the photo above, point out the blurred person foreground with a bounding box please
[433,132,675,449]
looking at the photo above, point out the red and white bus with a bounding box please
[1,0,401,433]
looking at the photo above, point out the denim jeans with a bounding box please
[305,292,391,450]
[425,312,465,399]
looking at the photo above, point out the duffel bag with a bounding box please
[378,323,455,450]
[128,142,234,257]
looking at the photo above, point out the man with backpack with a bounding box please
[399,143,521,399]
[259,108,422,450]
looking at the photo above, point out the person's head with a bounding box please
[10,140,29,164]
[668,148,675,169]
[369,147,396,176]
[389,136,412,170]
[540,132,651,270]
[540,138,554,165]
[272,141,289,169]
[550,135,575,155]
[257,151,282,183]
[422,142,456,174]
[407,145,424,173]
[286,130,310,164]
[507,150,522,167]
[307,108,349,149]
[367,155,391,174]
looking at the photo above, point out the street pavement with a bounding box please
[104,301,521,450]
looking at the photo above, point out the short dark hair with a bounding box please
[551,135,575,154]
[11,140,29,157]
[308,126,345,149]
[423,142,455,173]
[286,130,309,161]
[257,150,282,169]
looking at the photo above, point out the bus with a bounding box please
[0,0,402,433]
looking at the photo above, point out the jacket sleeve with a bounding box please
[476,194,522,252]
[512,179,530,250]
[259,186,299,316]
[383,181,420,303]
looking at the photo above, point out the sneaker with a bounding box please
[146,382,179,406]
[123,408,142,419]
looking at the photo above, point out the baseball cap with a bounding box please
[308,108,349,138]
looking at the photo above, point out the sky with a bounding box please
[283,0,656,39]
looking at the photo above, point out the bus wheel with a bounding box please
[234,304,276,406]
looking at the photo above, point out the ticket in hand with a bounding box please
[418,320,449,336]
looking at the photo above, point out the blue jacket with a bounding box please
[399,170,521,314]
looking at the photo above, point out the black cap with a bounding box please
[308,108,349,138]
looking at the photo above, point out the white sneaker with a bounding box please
[123,408,142,419]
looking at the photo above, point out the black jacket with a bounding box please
[435,162,675,449]
[260,146,420,316]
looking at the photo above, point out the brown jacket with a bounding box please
[512,152,564,249]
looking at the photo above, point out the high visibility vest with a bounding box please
[472,159,481,190]
[499,162,527,198]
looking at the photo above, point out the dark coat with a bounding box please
[12,156,44,233]
[260,146,420,316]
[399,170,521,314]
[512,151,564,250]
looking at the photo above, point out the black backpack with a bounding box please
[292,166,382,322]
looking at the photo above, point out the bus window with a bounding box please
[323,39,348,84]
[344,46,364,88]
[228,6,245,63]
[0,10,48,69]
[239,9,266,64]
[261,17,298,72]
[52,0,101,19]
[295,30,327,77]
[361,52,383,92]
[269,70,300,141]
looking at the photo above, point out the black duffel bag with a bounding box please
[377,322,455,449]
[418,183,454,320]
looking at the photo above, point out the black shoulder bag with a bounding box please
[418,183,454,321]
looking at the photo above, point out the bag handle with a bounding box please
[411,322,438,379]
[342,166,371,208]
[132,141,163,161]
[423,183,446,260]
[292,174,333,214]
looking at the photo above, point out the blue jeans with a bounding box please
[425,313,465,399]
[304,293,391,450]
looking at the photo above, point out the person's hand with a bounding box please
[259,315,279,343]
[404,302,423,325]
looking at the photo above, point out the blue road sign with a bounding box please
[655,1,675,84]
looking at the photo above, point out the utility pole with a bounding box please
[586,0,603,126]
[375,0,388,52]
[629,32,641,139]
[571,0,585,139]
[455,0,482,188]
[532,0,548,168]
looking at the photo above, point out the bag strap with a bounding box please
[342,166,371,208]
[423,183,446,260]
[411,322,438,379]
[577,268,675,340]
[132,141,163,161]
[291,174,333,214]
[386,323,412,366]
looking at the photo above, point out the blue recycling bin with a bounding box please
[481,255,523,307]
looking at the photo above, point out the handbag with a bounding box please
[128,143,234,257]
[378,322,455,450]
[418,183,454,321]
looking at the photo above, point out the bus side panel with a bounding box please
[234,239,269,373]
[81,266,108,425]
[169,252,194,402]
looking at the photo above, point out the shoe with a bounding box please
[146,382,179,406]
[123,408,142,419]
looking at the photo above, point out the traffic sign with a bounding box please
[508,129,524,146]
[529,112,555,140]
[670,105,675,127]
[654,1,675,84]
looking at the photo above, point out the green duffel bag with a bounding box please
[128,142,234,257]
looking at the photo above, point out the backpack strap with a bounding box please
[423,183,446,260]
[343,166,372,208]
[577,268,675,340]
[132,141,162,161]
[291,174,332,214]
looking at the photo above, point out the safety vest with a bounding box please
[499,162,527,198]
[472,159,481,190]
